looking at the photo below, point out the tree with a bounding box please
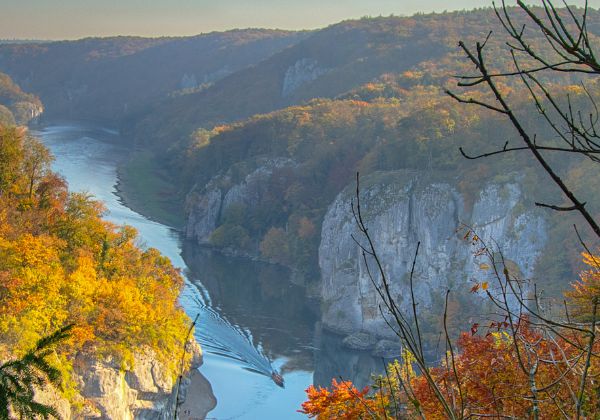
[565,251,600,321]
[259,227,291,265]
[447,0,600,239]
[0,126,24,195]
[300,378,387,419]
[302,3,600,417]
[22,136,53,199]
[0,325,72,420]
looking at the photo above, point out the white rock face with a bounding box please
[185,157,296,244]
[318,171,547,341]
[35,341,208,419]
[186,187,223,243]
[281,58,328,97]
[12,100,44,124]
[180,73,198,90]
[185,165,548,353]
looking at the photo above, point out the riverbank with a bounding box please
[116,149,185,228]
[39,122,316,419]
[176,370,218,419]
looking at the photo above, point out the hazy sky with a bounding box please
[1,0,597,40]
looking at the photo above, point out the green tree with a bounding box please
[22,136,53,199]
[0,325,72,420]
[0,126,24,195]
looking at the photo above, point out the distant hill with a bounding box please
[0,30,306,122]
[3,9,598,144]
[0,71,43,125]
[131,7,594,147]
[130,14,461,147]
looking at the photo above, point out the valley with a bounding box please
[2,3,600,418]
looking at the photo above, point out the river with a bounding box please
[35,122,381,419]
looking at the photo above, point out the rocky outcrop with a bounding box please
[318,170,547,347]
[185,157,296,245]
[185,165,548,354]
[281,58,329,97]
[37,340,214,419]
[180,74,198,90]
[12,100,44,124]
[179,67,232,91]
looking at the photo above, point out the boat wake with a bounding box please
[180,280,279,382]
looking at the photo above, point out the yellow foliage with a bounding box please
[565,251,600,321]
[0,125,192,386]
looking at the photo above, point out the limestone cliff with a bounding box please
[185,157,296,250]
[185,164,549,355]
[12,100,43,125]
[318,170,547,350]
[37,340,215,419]
[281,58,329,97]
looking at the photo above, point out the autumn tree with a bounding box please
[300,379,387,419]
[22,136,53,199]
[0,126,24,195]
[0,123,194,408]
[303,3,600,417]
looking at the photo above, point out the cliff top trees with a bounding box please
[0,124,194,410]
[302,1,600,418]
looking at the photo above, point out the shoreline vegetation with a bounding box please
[3,3,600,417]
[115,150,185,229]
[0,123,202,416]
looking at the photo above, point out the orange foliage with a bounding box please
[300,379,387,419]
[566,251,600,321]
[303,320,599,418]
[409,324,599,418]
[0,124,191,378]
[303,249,600,418]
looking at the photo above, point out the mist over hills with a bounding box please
[0,10,513,137]
[0,30,306,123]
[2,6,599,300]
[3,6,600,416]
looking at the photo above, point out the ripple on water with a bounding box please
[38,122,313,419]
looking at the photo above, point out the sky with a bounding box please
[1,0,598,40]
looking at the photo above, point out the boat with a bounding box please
[271,371,285,388]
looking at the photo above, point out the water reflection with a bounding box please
[182,243,396,391]
[313,327,390,389]
[182,244,318,375]
[38,121,405,418]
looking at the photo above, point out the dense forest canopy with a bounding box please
[2,4,600,417]
[172,69,600,290]
[128,7,600,147]
[0,30,306,123]
[0,123,193,404]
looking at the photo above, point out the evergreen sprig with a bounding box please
[0,324,73,420]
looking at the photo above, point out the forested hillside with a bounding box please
[0,71,43,125]
[0,124,195,414]
[0,30,305,122]
[180,75,600,290]
[131,8,600,147]
[167,8,600,292]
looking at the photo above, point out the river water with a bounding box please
[35,122,380,419]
